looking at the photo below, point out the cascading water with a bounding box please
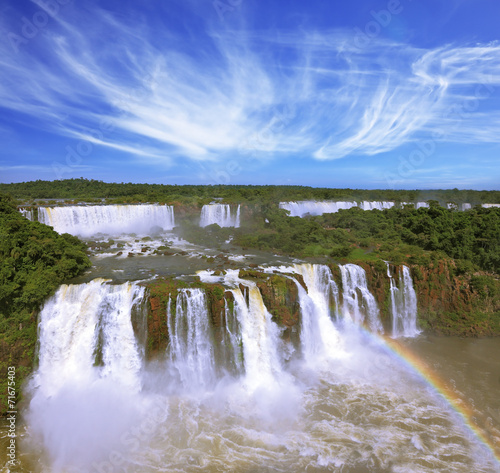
[339,264,383,333]
[199,203,240,227]
[387,264,420,338]
[225,271,286,392]
[291,264,344,364]
[19,207,34,220]
[166,288,216,389]
[279,200,480,217]
[38,204,175,237]
[27,280,146,470]
[279,201,357,216]
[220,296,244,376]
[359,201,395,211]
[33,279,145,395]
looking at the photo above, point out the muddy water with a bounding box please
[1,334,499,472]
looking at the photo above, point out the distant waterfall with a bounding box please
[279,200,485,217]
[279,201,357,217]
[339,264,383,333]
[19,207,34,220]
[166,289,216,389]
[387,265,420,338]
[359,201,395,211]
[279,201,396,217]
[34,280,145,396]
[292,264,344,363]
[200,204,240,227]
[38,204,175,237]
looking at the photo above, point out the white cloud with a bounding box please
[0,8,499,165]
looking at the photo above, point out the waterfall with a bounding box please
[226,272,285,392]
[279,201,357,217]
[19,207,34,220]
[166,288,216,389]
[220,297,244,376]
[199,203,241,227]
[388,265,420,338]
[34,280,145,396]
[38,204,175,237]
[278,200,484,217]
[292,264,344,363]
[279,200,394,216]
[359,201,395,211]
[339,264,383,333]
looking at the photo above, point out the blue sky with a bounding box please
[0,0,499,189]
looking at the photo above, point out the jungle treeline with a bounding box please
[1,178,500,205]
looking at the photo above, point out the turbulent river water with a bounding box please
[1,204,500,473]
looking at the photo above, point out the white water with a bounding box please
[339,264,383,333]
[359,201,395,211]
[292,264,344,364]
[388,264,420,338]
[279,200,489,217]
[38,204,175,237]
[19,207,34,220]
[200,203,240,227]
[33,279,145,395]
[27,280,145,470]
[279,201,357,216]
[223,270,287,392]
[166,288,216,390]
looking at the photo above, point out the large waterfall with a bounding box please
[38,204,175,237]
[199,203,241,227]
[33,280,145,395]
[387,264,420,338]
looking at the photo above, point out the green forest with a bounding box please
[234,203,500,274]
[1,178,500,205]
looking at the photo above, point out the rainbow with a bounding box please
[375,333,500,464]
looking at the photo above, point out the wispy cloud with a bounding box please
[0,4,499,166]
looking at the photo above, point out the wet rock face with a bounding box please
[411,261,500,336]
[359,260,500,336]
[145,272,304,360]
